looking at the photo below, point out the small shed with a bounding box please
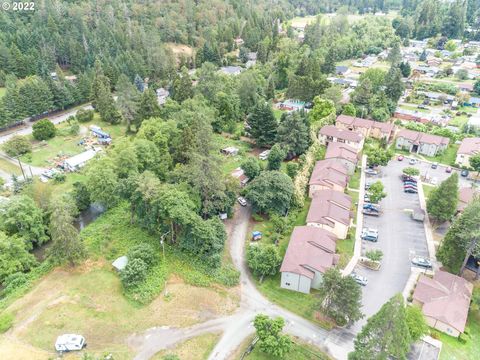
[112,256,128,271]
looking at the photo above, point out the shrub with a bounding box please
[53,172,66,183]
[2,136,32,157]
[403,167,420,176]
[0,312,13,333]
[121,258,148,288]
[2,272,28,295]
[365,249,383,262]
[76,109,95,123]
[32,119,56,140]
[127,243,157,267]
[213,264,240,286]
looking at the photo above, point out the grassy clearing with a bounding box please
[214,134,254,175]
[0,158,22,176]
[0,87,6,99]
[2,204,239,358]
[399,104,429,113]
[152,333,220,360]
[20,114,126,167]
[435,304,480,360]
[234,335,332,360]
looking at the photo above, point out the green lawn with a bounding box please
[422,184,435,201]
[0,158,22,176]
[448,115,468,128]
[242,335,332,360]
[0,87,6,99]
[436,307,480,360]
[337,229,355,268]
[273,108,283,120]
[399,104,429,113]
[422,144,459,166]
[348,170,361,190]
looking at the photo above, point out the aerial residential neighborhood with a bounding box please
[0,1,479,360]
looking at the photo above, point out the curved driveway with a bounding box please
[128,205,355,360]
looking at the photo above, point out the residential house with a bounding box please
[335,66,350,76]
[156,88,170,105]
[220,66,243,76]
[455,137,480,168]
[466,97,480,108]
[457,187,479,212]
[395,129,450,157]
[318,125,364,151]
[280,226,339,294]
[324,142,359,175]
[458,83,474,92]
[309,159,349,196]
[306,190,352,239]
[393,108,445,125]
[413,271,473,337]
[63,149,98,172]
[327,77,358,88]
[417,91,455,104]
[410,39,428,49]
[353,56,377,68]
[335,114,395,141]
[427,58,442,67]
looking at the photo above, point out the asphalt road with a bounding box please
[351,159,430,333]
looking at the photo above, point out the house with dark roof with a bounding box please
[395,129,449,157]
[280,226,339,294]
[309,159,349,196]
[307,190,352,239]
[335,65,350,76]
[456,137,480,168]
[318,125,364,151]
[413,271,473,337]
[324,142,359,175]
[335,114,395,141]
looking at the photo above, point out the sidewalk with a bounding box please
[342,154,367,276]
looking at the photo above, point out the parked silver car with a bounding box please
[350,272,368,286]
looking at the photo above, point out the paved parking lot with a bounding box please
[350,159,430,332]
[400,155,472,188]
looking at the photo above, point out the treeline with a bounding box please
[0,70,91,127]
[395,0,477,40]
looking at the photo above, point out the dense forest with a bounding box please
[0,0,477,127]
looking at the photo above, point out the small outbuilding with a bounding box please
[112,256,128,271]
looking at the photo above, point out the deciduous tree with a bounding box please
[245,171,294,215]
[254,314,292,358]
[318,268,363,326]
[267,144,286,170]
[426,173,458,224]
[246,244,282,282]
[32,119,56,140]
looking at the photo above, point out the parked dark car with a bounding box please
[402,175,417,182]
[431,162,438,169]
[404,188,418,193]
[363,203,381,212]
[363,208,381,216]
[461,169,469,177]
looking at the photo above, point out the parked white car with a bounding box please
[55,334,86,352]
[237,196,247,207]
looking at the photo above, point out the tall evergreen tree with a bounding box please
[277,111,310,159]
[172,67,193,103]
[384,66,404,102]
[349,294,411,360]
[247,101,277,147]
[135,89,161,130]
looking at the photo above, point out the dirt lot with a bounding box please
[152,332,221,360]
[1,264,238,359]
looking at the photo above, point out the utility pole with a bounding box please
[17,157,26,180]
[160,231,170,296]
